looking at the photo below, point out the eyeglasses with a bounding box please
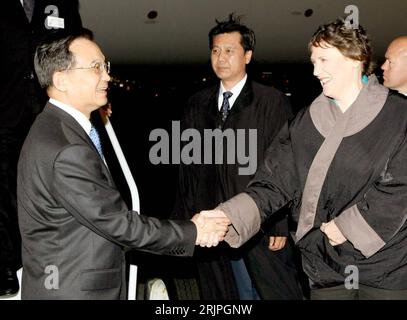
[64,61,111,75]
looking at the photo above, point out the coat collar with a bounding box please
[210,78,255,122]
[310,75,389,138]
[43,101,91,145]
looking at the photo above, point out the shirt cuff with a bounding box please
[216,193,261,248]
[335,204,385,258]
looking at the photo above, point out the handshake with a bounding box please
[191,210,230,248]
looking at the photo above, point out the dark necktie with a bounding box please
[220,91,233,123]
[89,125,104,159]
[23,0,35,22]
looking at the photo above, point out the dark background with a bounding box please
[102,63,383,220]
[102,63,319,218]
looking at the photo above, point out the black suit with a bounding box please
[174,78,303,299]
[0,0,82,274]
[17,103,196,299]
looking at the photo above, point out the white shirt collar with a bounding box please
[218,74,248,110]
[49,98,107,164]
[49,98,92,135]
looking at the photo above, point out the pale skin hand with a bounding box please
[268,236,287,251]
[202,210,288,251]
[191,213,230,248]
[200,209,231,221]
[320,220,347,246]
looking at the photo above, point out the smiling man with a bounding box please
[16,30,229,300]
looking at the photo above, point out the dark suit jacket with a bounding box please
[173,78,302,299]
[176,79,291,233]
[17,103,196,299]
[0,0,83,127]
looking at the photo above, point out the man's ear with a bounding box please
[52,71,68,92]
[245,50,253,64]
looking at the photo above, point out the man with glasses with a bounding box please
[16,31,230,300]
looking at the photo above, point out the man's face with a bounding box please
[381,39,407,93]
[64,38,110,116]
[210,32,252,88]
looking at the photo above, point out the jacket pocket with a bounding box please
[80,267,121,291]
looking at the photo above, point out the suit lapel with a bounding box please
[229,78,254,117]
[215,78,254,128]
[8,0,31,26]
[206,78,255,128]
[205,84,221,129]
[44,102,90,143]
[44,103,111,177]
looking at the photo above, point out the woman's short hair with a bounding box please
[309,19,375,75]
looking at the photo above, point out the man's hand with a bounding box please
[268,236,287,251]
[320,220,347,246]
[191,210,230,247]
[200,209,231,221]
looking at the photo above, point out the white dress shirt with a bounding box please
[217,74,248,111]
[49,98,107,164]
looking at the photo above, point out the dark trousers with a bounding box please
[244,235,304,300]
[230,258,260,300]
[311,284,407,300]
[0,119,33,272]
[195,245,240,300]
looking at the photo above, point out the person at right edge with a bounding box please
[202,19,407,299]
[381,36,407,96]
[172,14,303,300]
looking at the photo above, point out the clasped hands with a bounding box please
[191,209,230,248]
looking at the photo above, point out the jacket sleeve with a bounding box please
[335,134,407,258]
[262,206,290,237]
[247,121,299,222]
[221,122,300,247]
[258,89,293,237]
[52,144,196,256]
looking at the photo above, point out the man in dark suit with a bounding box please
[0,0,83,296]
[173,14,303,299]
[16,31,229,300]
